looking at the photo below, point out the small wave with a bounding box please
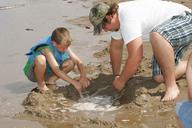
[0,4,25,10]
[70,95,118,112]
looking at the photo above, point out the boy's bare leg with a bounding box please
[186,53,192,100]
[34,55,49,92]
[47,59,75,89]
[150,32,179,101]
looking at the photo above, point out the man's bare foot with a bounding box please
[161,85,180,101]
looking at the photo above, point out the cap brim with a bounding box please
[93,23,102,35]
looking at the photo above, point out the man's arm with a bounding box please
[113,37,143,91]
[120,37,143,81]
[110,38,124,76]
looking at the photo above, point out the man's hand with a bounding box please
[79,76,90,89]
[113,76,125,92]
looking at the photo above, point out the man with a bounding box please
[89,0,192,101]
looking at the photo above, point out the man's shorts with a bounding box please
[23,51,69,82]
[176,100,192,128]
[151,11,192,76]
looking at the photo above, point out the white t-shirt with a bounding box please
[111,0,191,45]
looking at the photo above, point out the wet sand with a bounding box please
[0,0,192,128]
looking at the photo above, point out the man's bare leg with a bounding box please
[153,60,188,83]
[150,32,179,101]
[34,55,49,92]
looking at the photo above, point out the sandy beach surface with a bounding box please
[0,0,192,128]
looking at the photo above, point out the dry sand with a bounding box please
[0,0,192,128]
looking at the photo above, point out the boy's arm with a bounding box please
[67,47,90,88]
[67,47,85,76]
[41,48,82,92]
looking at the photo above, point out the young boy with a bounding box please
[23,27,90,93]
[176,53,192,128]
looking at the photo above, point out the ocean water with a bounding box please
[71,95,118,112]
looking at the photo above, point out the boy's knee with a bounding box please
[153,75,164,83]
[61,59,75,69]
[34,55,46,67]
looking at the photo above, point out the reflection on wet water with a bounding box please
[72,95,118,111]
[0,5,19,10]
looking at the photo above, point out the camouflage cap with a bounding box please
[89,3,110,35]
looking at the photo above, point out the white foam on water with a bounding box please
[70,95,118,112]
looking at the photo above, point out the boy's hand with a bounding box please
[79,76,90,88]
[73,81,83,94]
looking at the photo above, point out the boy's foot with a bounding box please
[46,82,58,90]
[161,85,180,101]
[38,86,49,93]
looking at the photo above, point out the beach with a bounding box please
[0,0,192,128]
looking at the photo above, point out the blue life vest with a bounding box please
[26,36,69,65]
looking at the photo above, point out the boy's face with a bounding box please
[53,41,70,52]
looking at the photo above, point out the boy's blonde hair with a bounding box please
[51,27,72,46]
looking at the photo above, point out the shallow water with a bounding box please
[72,95,118,111]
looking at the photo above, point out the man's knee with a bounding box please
[150,32,169,45]
[150,32,159,37]
[150,32,161,41]
[153,75,164,83]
